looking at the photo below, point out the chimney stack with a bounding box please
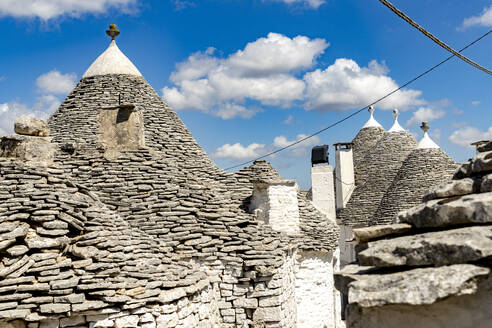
[250,179,300,235]
[310,145,336,222]
[334,143,355,210]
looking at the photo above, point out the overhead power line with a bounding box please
[223,29,492,171]
[379,0,492,76]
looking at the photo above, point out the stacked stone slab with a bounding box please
[339,131,417,227]
[335,140,492,328]
[351,126,386,185]
[1,35,340,327]
[0,159,221,328]
[372,147,459,225]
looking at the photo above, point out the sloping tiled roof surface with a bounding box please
[339,131,417,227]
[351,127,386,185]
[372,148,458,225]
[0,42,339,324]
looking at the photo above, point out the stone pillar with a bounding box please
[311,165,336,223]
[335,143,355,210]
[250,179,300,235]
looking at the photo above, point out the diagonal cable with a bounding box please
[379,0,492,75]
[222,29,492,171]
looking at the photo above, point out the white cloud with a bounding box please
[227,33,328,75]
[0,0,136,20]
[213,133,321,160]
[0,70,73,136]
[163,34,424,119]
[449,126,492,148]
[213,143,267,160]
[214,103,261,120]
[163,33,328,117]
[303,59,423,111]
[405,107,445,127]
[462,5,492,28]
[36,70,76,95]
[266,0,326,9]
[472,100,481,106]
[430,128,441,143]
[273,134,321,157]
[0,101,52,136]
[172,0,196,11]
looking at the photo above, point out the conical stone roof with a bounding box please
[352,127,386,185]
[339,130,417,227]
[372,148,458,225]
[2,30,341,327]
[351,107,386,185]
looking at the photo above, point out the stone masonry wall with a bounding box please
[295,251,341,328]
[1,284,221,328]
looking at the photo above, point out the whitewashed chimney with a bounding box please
[334,143,355,210]
[250,179,300,235]
[310,165,336,223]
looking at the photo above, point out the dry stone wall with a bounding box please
[339,131,417,227]
[372,148,458,225]
[335,140,492,328]
[350,127,385,186]
[0,72,342,328]
[295,251,341,328]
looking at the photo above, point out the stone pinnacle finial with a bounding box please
[106,24,120,41]
[392,108,399,119]
[420,122,430,133]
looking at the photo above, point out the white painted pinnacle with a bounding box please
[83,40,142,78]
[362,106,383,129]
[417,122,440,149]
[388,109,405,132]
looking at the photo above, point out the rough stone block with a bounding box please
[0,135,55,166]
[14,115,50,137]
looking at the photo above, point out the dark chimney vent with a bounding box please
[311,145,329,166]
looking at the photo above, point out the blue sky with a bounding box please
[1,0,491,188]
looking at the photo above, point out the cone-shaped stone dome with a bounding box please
[339,131,417,227]
[372,147,458,225]
[351,107,386,185]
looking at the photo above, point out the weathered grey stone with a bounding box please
[424,178,480,201]
[481,173,492,192]
[39,303,70,314]
[346,264,490,307]
[0,135,55,166]
[471,151,492,174]
[6,245,29,257]
[59,315,85,327]
[359,226,492,267]
[158,288,186,304]
[114,315,139,328]
[233,298,258,308]
[253,306,281,322]
[477,140,492,153]
[353,223,412,243]
[25,233,60,249]
[398,192,492,228]
[155,313,178,327]
[14,115,50,137]
[72,301,107,312]
[0,309,31,320]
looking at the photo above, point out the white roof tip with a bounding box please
[417,132,440,149]
[388,109,405,132]
[362,106,384,129]
[82,40,142,78]
[417,122,440,149]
